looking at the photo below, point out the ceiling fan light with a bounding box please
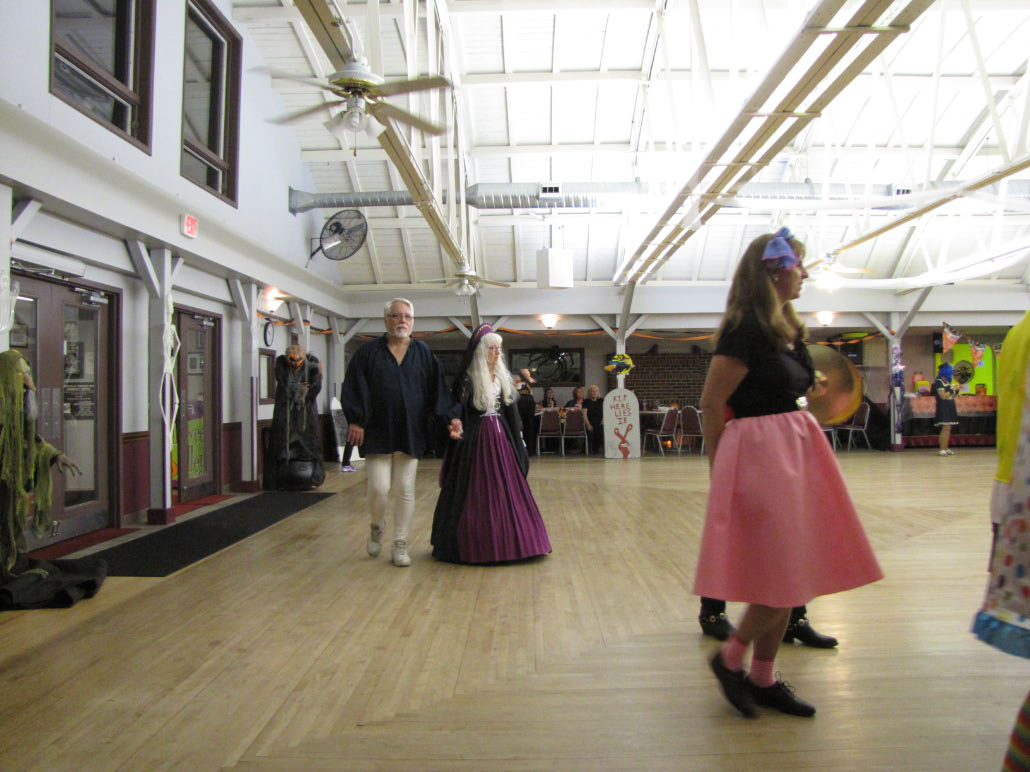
[341,106,365,132]
[454,280,476,296]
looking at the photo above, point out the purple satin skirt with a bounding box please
[456,415,551,563]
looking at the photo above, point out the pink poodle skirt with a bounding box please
[692,410,882,607]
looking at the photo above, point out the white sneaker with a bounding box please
[938,449,949,456]
[391,539,411,567]
[945,449,954,455]
[367,525,384,557]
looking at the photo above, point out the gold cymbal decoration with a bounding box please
[805,344,863,425]
[953,360,974,384]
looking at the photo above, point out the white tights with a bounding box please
[365,452,419,542]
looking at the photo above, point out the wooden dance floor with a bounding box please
[0,448,1021,771]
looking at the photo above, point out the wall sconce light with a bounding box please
[816,310,836,326]
[263,287,286,314]
[539,313,558,329]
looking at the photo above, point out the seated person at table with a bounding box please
[565,386,585,409]
[584,384,604,455]
[540,388,558,409]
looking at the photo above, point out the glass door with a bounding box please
[175,311,219,502]
[12,274,113,548]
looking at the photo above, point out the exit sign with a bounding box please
[181,213,198,238]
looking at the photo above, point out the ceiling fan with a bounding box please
[267,18,450,137]
[420,266,510,296]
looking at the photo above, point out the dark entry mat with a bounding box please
[92,492,333,577]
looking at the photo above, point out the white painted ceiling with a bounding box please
[233,0,1030,329]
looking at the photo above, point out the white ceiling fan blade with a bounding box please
[368,101,446,136]
[475,277,511,288]
[365,0,383,76]
[270,100,345,124]
[256,69,337,92]
[375,75,451,98]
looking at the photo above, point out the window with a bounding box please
[511,348,584,387]
[50,0,155,148]
[258,348,276,405]
[181,0,241,203]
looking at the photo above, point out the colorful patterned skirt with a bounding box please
[972,361,1030,658]
[692,409,883,607]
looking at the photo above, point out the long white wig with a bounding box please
[468,332,516,412]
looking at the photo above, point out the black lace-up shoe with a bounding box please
[747,678,816,717]
[709,652,757,718]
[699,612,736,641]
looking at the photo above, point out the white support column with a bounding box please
[146,247,179,521]
[0,184,12,354]
[327,316,344,403]
[229,278,260,488]
[864,285,933,452]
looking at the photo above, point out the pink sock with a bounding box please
[720,635,748,672]
[749,656,776,687]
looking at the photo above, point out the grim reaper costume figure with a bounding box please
[0,349,105,609]
[266,345,326,490]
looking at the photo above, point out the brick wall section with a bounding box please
[606,352,713,406]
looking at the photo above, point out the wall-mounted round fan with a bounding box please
[318,209,367,261]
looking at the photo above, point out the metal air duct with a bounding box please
[288,180,1030,214]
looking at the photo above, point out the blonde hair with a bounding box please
[715,231,807,349]
[468,332,516,411]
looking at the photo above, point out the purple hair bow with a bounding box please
[762,227,799,270]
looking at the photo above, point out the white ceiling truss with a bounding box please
[234,0,1030,327]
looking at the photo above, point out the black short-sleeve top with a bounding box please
[715,312,815,418]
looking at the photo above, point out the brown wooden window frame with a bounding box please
[180,0,241,206]
[49,0,156,152]
[258,348,277,406]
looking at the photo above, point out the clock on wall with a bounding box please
[264,320,276,347]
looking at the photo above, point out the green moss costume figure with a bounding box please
[0,350,106,608]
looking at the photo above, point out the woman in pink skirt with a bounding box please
[693,227,882,718]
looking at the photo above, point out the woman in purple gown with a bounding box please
[431,324,551,564]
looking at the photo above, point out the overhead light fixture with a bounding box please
[454,279,476,296]
[263,287,285,314]
[540,314,558,329]
[816,310,836,326]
